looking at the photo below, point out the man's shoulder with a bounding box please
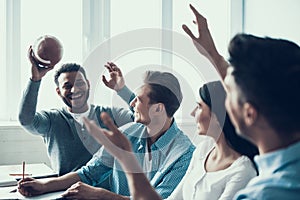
[235,184,300,200]
[235,173,300,200]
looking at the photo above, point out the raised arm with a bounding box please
[102,62,125,91]
[102,62,135,106]
[182,4,229,79]
[18,46,55,133]
[83,113,162,200]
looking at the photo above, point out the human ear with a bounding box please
[155,103,165,113]
[87,80,91,89]
[56,87,61,96]
[243,102,257,126]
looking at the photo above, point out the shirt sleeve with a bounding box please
[117,85,136,105]
[18,79,51,136]
[154,146,194,199]
[76,147,114,186]
[165,145,199,200]
[111,106,134,127]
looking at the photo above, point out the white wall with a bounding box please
[0,125,50,166]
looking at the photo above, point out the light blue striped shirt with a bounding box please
[234,141,300,200]
[77,121,195,198]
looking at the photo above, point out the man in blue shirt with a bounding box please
[183,4,300,200]
[18,64,195,200]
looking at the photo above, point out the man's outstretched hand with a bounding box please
[182,4,228,79]
[83,112,132,161]
[102,62,125,91]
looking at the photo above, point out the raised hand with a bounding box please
[83,112,132,161]
[28,46,55,81]
[102,62,125,91]
[18,177,45,197]
[84,113,161,200]
[182,4,228,79]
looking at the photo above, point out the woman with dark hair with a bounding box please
[166,80,258,200]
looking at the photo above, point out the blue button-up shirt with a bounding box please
[77,121,195,199]
[234,141,300,200]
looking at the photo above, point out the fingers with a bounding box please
[102,75,109,86]
[83,117,110,141]
[189,4,208,33]
[190,4,200,18]
[101,112,120,134]
[182,24,196,40]
[104,62,122,75]
[82,118,99,135]
[27,46,38,66]
[61,189,78,198]
[18,179,38,197]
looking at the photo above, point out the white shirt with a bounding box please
[68,105,91,127]
[167,136,257,200]
[143,141,153,179]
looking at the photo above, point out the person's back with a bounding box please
[235,142,300,200]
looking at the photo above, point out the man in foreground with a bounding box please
[183,4,300,199]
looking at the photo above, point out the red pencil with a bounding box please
[22,161,25,180]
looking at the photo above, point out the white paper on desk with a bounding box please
[0,175,17,187]
[0,186,65,199]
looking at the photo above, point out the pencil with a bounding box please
[22,161,25,180]
[9,173,32,176]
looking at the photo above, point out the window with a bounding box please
[1,0,83,121]
[243,0,300,45]
[2,0,236,124]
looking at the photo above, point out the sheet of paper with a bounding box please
[0,175,17,187]
[0,186,65,199]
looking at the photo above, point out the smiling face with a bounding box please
[56,71,90,113]
[190,97,212,135]
[130,85,154,125]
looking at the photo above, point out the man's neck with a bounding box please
[68,104,89,114]
[258,132,300,154]
[146,117,173,147]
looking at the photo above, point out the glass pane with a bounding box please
[244,0,300,45]
[111,0,161,36]
[0,0,6,120]
[20,0,83,110]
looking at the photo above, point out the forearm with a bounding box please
[18,79,41,125]
[43,172,81,193]
[117,85,135,106]
[211,54,230,80]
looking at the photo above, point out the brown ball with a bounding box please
[32,35,63,67]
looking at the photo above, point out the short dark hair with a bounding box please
[228,34,300,134]
[147,83,181,118]
[54,63,88,86]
